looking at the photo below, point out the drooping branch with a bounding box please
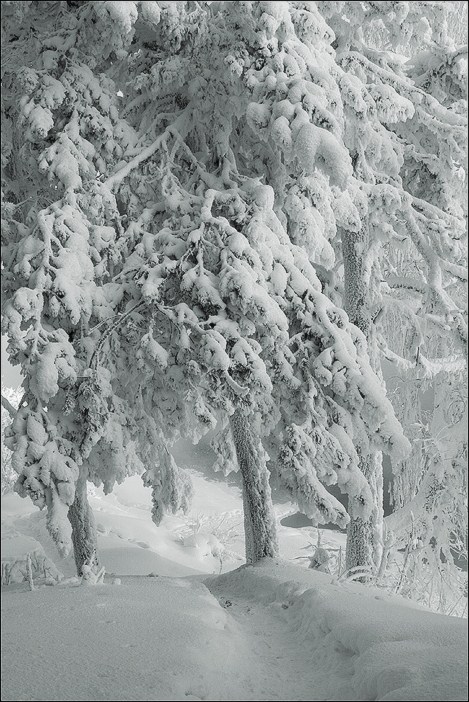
[105,130,172,190]
[1,395,17,419]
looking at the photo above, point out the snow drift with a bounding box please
[208,560,468,702]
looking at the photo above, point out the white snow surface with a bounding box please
[2,463,467,701]
[209,562,468,701]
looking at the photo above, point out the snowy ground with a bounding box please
[2,455,467,701]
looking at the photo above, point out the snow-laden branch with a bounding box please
[385,275,427,293]
[442,260,468,281]
[340,50,467,127]
[105,112,190,190]
[378,344,416,372]
[410,195,464,226]
[104,134,170,190]
[89,301,146,369]
[403,213,467,343]
[1,395,17,419]
[384,465,443,541]
[417,354,467,377]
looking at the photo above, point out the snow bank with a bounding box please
[208,560,468,702]
[1,576,249,702]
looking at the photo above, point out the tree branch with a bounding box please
[105,131,171,190]
[1,395,17,419]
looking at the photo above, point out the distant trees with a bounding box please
[1,1,466,599]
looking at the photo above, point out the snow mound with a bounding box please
[1,576,248,702]
[208,560,468,702]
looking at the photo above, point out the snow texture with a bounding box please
[2,551,467,701]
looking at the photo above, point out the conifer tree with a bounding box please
[2,1,425,571]
[317,0,467,582]
[1,0,193,573]
[94,0,410,561]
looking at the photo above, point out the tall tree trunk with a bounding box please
[345,452,383,575]
[342,224,384,576]
[68,469,99,576]
[230,407,279,563]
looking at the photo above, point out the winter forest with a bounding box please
[1,1,467,701]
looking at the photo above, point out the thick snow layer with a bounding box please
[2,473,466,701]
[209,561,469,702]
[2,558,467,701]
[1,576,250,702]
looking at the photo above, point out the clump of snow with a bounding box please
[139,1,161,28]
[294,122,353,188]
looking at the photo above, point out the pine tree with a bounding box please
[1,1,193,573]
[94,1,410,561]
[379,7,467,609]
[317,1,467,586]
[213,1,413,570]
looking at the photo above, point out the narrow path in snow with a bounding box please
[205,580,351,702]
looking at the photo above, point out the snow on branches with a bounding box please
[1,1,464,576]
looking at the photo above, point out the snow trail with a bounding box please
[206,580,353,701]
[208,561,468,702]
[2,563,467,701]
[1,573,351,702]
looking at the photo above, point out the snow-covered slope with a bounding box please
[2,560,467,701]
[209,561,468,701]
[1,574,249,702]
[2,468,466,702]
[1,466,346,580]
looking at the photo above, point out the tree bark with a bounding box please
[345,452,383,575]
[68,470,99,576]
[229,407,279,563]
[342,223,384,576]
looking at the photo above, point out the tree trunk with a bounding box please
[229,408,279,563]
[345,452,383,575]
[68,470,99,576]
[342,224,384,576]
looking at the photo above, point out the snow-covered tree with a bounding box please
[1,0,193,574]
[90,1,410,562]
[1,385,22,495]
[316,1,467,589]
[377,8,467,609]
